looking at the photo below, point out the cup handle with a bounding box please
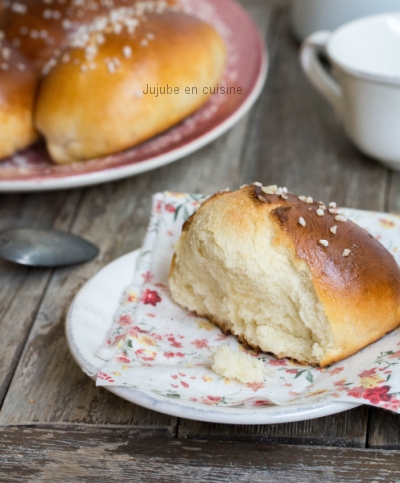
[300,31,343,116]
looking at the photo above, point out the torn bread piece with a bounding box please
[211,345,264,384]
[169,184,400,367]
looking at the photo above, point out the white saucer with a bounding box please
[66,250,359,425]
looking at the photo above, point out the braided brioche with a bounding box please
[169,184,400,366]
[0,0,226,163]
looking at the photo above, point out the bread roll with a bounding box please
[169,184,400,366]
[34,4,226,164]
[0,39,38,159]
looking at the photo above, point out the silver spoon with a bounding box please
[0,228,99,267]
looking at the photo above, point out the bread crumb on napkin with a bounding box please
[211,345,264,384]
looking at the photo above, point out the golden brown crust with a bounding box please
[244,185,400,365]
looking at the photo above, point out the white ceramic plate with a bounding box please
[66,250,359,425]
[0,0,267,192]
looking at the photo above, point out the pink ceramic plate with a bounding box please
[0,0,267,192]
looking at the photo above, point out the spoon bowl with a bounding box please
[0,228,99,267]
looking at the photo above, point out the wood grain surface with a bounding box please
[1,429,400,483]
[1,0,400,479]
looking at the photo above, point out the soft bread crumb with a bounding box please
[211,346,264,384]
[169,187,332,365]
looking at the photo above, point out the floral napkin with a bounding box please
[96,191,400,411]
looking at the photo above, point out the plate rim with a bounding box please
[0,0,268,192]
[65,249,360,425]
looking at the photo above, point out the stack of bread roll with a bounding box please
[0,0,226,163]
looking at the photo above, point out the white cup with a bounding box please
[290,0,400,41]
[300,13,400,169]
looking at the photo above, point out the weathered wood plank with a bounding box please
[178,406,368,447]
[238,7,388,211]
[0,190,82,403]
[368,408,400,449]
[387,171,400,214]
[1,428,400,483]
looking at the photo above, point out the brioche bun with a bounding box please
[35,8,226,164]
[169,184,400,366]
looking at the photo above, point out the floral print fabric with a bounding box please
[96,192,400,412]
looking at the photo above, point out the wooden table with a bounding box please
[1,1,400,480]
